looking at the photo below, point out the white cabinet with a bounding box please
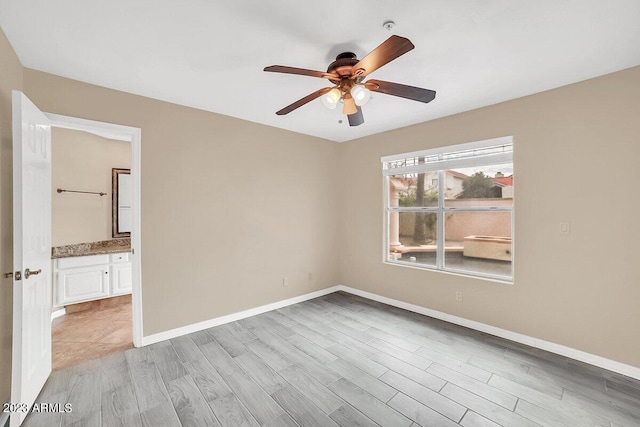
[57,264,110,303]
[110,252,132,296]
[54,252,132,306]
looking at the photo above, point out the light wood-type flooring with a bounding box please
[26,291,640,426]
[52,295,134,371]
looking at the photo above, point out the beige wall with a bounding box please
[51,127,130,246]
[338,66,640,368]
[23,68,341,336]
[0,28,23,405]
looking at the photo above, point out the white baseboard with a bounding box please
[51,308,66,321]
[142,286,341,346]
[141,283,640,380]
[336,285,640,381]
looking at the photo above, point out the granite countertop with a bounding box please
[52,238,131,259]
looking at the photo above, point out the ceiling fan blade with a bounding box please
[264,65,339,80]
[342,94,358,115]
[275,87,332,115]
[365,79,436,103]
[348,107,364,127]
[352,35,415,78]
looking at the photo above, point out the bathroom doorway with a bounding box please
[46,114,142,370]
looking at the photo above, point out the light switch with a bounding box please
[560,221,570,235]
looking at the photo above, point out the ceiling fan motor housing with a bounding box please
[328,52,362,84]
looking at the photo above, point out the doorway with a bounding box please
[45,113,143,363]
[10,93,143,427]
[49,126,133,369]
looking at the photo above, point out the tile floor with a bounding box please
[52,295,133,371]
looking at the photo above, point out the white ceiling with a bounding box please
[1,1,639,142]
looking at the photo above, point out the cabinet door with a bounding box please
[56,265,110,305]
[111,263,132,295]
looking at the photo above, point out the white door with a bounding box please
[10,91,52,427]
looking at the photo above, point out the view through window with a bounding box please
[383,137,513,281]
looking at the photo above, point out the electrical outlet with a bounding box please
[560,221,570,235]
[307,272,313,281]
[283,277,289,287]
[455,291,463,302]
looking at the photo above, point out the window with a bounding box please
[383,136,513,281]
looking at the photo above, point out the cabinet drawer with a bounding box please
[110,252,130,263]
[57,254,109,269]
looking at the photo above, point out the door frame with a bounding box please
[45,113,143,347]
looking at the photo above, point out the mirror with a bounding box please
[112,168,132,238]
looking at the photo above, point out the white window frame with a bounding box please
[382,136,514,283]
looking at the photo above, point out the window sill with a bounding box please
[384,259,513,285]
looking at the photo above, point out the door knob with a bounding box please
[4,271,21,280]
[24,268,42,279]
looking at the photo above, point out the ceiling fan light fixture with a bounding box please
[342,95,358,115]
[321,87,341,109]
[351,84,371,106]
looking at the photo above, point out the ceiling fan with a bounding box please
[264,35,436,127]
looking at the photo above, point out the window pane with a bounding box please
[444,211,512,278]
[389,212,437,267]
[383,154,439,171]
[444,163,513,206]
[441,143,513,161]
[388,173,438,207]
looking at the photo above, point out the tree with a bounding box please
[397,171,438,243]
[409,165,425,242]
[459,172,495,198]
